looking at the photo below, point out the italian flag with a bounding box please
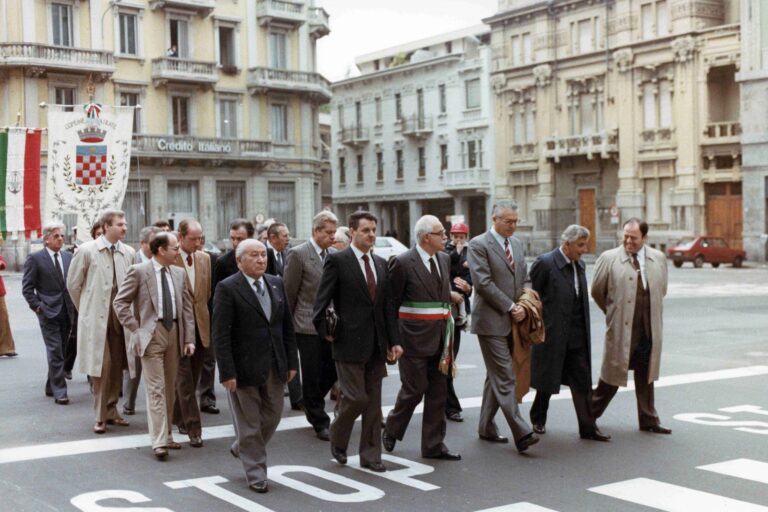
[0,128,42,238]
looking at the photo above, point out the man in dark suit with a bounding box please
[313,211,402,473]
[283,211,338,441]
[265,222,290,277]
[529,225,610,442]
[383,215,462,461]
[213,239,298,493]
[22,222,74,404]
[213,219,254,290]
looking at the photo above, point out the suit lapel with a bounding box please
[143,264,161,315]
[486,232,514,275]
[193,252,205,297]
[345,248,373,303]
[438,252,451,298]
[235,273,268,320]
[409,248,439,300]
[61,251,72,281]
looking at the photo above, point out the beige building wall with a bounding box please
[486,0,742,255]
[0,0,331,255]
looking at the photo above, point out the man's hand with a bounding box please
[455,240,465,254]
[222,378,237,392]
[453,277,471,293]
[324,335,335,342]
[183,343,196,357]
[287,370,297,382]
[387,344,404,363]
[450,291,464,304]
[511,304,527,323]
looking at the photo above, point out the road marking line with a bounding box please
[1,365,767,465]
[589,478,768,511]
[698,459,768,484]
[474,504,560,512]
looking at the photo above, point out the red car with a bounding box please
[666,236,745,268]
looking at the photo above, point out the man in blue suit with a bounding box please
[22,221,75,404]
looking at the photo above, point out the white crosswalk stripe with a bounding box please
[698,458,768,485]
[474,504,560,512]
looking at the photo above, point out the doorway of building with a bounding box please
[578,189,597,253]
[706,182,742,249]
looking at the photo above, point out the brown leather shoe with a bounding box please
[167,441,182,450]
[93,422,107,434]
[153,447,168,460]
[107,418,130,427]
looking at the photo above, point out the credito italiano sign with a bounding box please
[156,139,232,153]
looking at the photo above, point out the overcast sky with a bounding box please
[316,0,499,81]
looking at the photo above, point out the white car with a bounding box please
[373,236,409,261]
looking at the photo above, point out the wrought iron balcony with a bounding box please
[340,126,369,148]
[0,43,114,77]
[443,168,491,191]
[544,129,618,163]
[132,134,272,160]
[308,7,331,38]
[247,66,332,102]
[257,0,306,26]
[400,115,433,140]
[151,57,218,87]
[148,0,215,16]
[702,121,741,145]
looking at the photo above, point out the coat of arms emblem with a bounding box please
[75,103,108,186]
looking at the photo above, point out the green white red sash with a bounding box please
[398,301,456,377]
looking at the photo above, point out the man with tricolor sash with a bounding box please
[382,215,463,461]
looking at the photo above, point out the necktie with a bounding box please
[320,249,327,262]
[110,245,117,286]
[161,267,173,331]
[362,254,377,299]
[632,253,646,290]
[429,256,442,293]
[255,279,272,319]
[53,252,64,285]
[503,238,515,271]
[186,253,193,266]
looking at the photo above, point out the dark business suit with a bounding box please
[198,251,220,410]
[385,248,452,457]
[22,248,74,400]
[213,271,298,485]
[529,248,597,435]
[313,246,397,465]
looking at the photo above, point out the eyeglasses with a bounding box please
[427,231,446,237]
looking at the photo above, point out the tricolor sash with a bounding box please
[398,301,456,377]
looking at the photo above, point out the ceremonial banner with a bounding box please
[0,128,43,238]
[45,103,134,238]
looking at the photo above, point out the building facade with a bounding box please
[330,26,494,246]
[739,0,768,261]
[486,0,741,255]
[0,0,330,245]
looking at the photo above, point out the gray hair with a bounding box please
[139,226,162,244]
[236,239,266,260]
[414,215,442,243]
[42,221,66,239]
[561,224,591,243]
[312,211,339,231]
[334,226,350,244]
[491,200,519,217]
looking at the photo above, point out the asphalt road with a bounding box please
[1,264,767,512]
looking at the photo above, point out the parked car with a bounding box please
[666,236,745,268]
[203,241,222,256]
[373,236,409,261]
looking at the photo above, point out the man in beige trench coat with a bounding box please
[590,218,672,434]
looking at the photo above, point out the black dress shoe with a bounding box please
[123,407,135,416]
[580,429,611,442]
[479,433,509,443]
[54,397,70,405]
[316,427,330,441]
[641,425,672,434]
[45,390,54,397]
[515,433,540,453]
[382,431,396,452]
[201,405,220,414]
[65,371,72,380]
[291,402,303,411]
[250,481,268,493]
[533,424,546,434]
[331,445,347,465]
[424,451,462,461]
[178,425,188,435]
[446,411,463,422]
[361,461,387,472]
[189,435,203,448]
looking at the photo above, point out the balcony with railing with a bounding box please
[151,57,218,86]
[247,66,331,102]
[544,129,619,163]
[309,7,331,38]
[702,121,741,146]
[0,43,114,75]
[132,134,272,160]
[509,143,538,162]
[257,0,306,26]
[148,0,215,16]
[639,127,677,152]
[443,168,491,191]
[340,126,369,148]
[400,115,433,140]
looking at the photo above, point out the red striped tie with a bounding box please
[504,239,515,271]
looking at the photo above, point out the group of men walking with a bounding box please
[19,200,671,494]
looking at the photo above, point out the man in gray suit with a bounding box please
[113,232,196,460]
[383,215,462,461]
[467,200,539,453]
[283,211,338,441]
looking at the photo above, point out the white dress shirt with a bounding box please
[634,245,648,290]
[152,258,177,320]
[415,244,440,277]
[558,247,580,296]
[309,237,325,259]
[350,244,377,283]
[243,273,268,296]
[179,249,196,293]
[490,227,513,264]
[45,247,66,281]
